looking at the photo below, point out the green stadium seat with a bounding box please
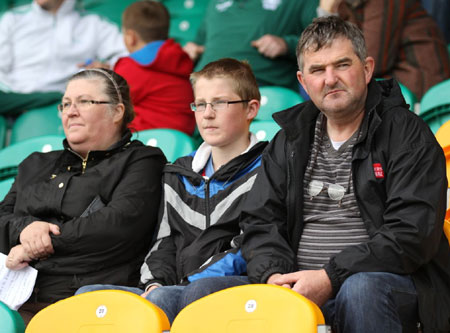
[9,103,64,145]
[419,79,450,133]
[250,120,281,142]
[0,301,25,333]
[257,86,303,121]
[132,128,196,162]
[0,135,65,173]
[0,177,15,202]
[0,115,7,149]
[82,0,136,27]
[398,82,417,112]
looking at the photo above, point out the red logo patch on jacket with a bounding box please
[373,163,384,179]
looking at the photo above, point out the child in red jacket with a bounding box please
[116,1,195,135]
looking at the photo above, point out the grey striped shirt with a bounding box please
[297,114,369,270]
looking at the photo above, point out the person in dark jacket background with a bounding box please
[235,17,449,332]
[1,68,166,323]
[115,0,195,135]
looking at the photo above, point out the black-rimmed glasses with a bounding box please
[190,100,250,112]
[58,99,113,113]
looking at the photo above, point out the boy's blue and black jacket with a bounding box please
[139,140,268,289]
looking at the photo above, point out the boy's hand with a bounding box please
[141,285,159,298]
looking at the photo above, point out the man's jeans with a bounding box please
[321,272,418,333]
[75,276,249,324]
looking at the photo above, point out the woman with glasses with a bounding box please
[0,69,166,324]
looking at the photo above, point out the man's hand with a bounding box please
[251,35,288,59]
[183,42,205,61]
[269,269,333,306]
[6,245,33,270]
[140,285,159,298]
[319,0,343,13]
[20,221,60,259]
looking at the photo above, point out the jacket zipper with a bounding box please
[205,178,211,228]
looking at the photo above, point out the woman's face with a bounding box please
[61,78,124,158]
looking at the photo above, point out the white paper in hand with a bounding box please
[0,253,38,310]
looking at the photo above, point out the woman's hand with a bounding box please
[6,245,33,270]
[20,221,61,259]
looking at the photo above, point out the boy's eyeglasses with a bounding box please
[190,100,250,112]
[58,99,113,113]
[307,180,347,202]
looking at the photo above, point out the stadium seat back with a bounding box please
[398,82,417,112]
[0,177,15,202]
[250,120,281,142]
[0,135,64,171]
[170,284,328,333]
[82,0,136,26]
[257,86,303,121]
[132,128,196,162]
[436,120,450,186]
[0,300,25,333]
[26,290,170,333]
[9,104,64,144]
[0,115,7,149]
[419,79,450,133]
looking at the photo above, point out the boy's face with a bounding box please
[193,77,257,150]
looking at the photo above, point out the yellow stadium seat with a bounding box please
[26,290,170,333]
[436,120,450,187]
[170,284,329,333]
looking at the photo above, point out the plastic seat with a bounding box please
[0,115,7,149]
[0,177,15,202]
[132,128,196,162]
[445,209,450,246]
[398,82,417,112]
[82,0,136,26]
[435,120,450,186]
[419,79,450,133]
[250,120,281,142]
[9,104,64,145]
[257,86,303,121]
[26,290,170,333]
[170,284,328,333]
[0,135,65,172]
[0,301,25,333]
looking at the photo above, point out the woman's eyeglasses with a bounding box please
[58,99,113,113]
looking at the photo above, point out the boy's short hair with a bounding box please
[190,58,261,102]
[122,1,170,43]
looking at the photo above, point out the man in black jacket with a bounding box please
[239,16,450,332]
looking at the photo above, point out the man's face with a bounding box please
[297,38,374,120]
[35,0,64,12]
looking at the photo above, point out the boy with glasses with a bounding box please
[76,58,268,323]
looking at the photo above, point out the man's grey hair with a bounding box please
[296,16,368,71]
